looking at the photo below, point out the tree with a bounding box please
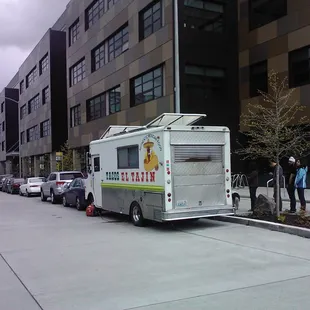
[237,71,310,217]
[58,141,74,171]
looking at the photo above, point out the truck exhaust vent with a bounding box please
[173,145,222,163]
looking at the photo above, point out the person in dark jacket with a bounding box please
[286,157,297,213]
[270,160,283,212]
[295,159,308,211]
[247,162,258,211]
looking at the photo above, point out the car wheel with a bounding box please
[41,190,47,202]
[26,190,30,197]
[19,189,23,196]
[51,191,57,204]
[76,197,84,211]
[130,202,145,227]
[62,196,68,207]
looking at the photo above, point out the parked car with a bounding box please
[62,178,87,211]
[40,171,84,204]
[2,178,12,192]
[20,177,46,197]
[7,178,25,194]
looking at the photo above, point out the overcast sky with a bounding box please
[0,0,70,90]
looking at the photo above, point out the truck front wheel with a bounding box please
[130,202,145,227]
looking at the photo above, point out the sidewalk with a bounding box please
[234,186,310,203]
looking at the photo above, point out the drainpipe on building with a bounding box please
[173,0,181,113]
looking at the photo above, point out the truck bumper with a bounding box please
[161,206,234,221]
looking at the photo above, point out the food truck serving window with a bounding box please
[117,145,139,169]
[173,145,223,163]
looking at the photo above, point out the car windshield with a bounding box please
[60,173,83,180]
[29,178,45,183]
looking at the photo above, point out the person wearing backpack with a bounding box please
[295,159,308,212]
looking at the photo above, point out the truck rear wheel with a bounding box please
[130,202,145,227]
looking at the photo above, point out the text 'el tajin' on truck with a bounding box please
[85,113,234,226]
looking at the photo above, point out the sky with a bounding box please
[0,0,70,90]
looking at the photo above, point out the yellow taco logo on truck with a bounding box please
[143,140,159,172]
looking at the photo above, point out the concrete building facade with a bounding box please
[239,0,310,121]
[65,0,239,171]
[18,29,67,177]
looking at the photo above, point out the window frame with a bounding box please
[108,24,129,62]
[42,86,49,105]
[40,119,50,138]
[70,58,86,87]
[69,18,80,46]
[249,60,268,98]
[117,145,140,169]
[70,104,81,127]
[39,53,49,75]
[91,42,105,72]
[108,86,121,114]
[20,104,27,120]
[20,80,25,94]
[139,0,162,41]
[26,66,37,88]
[1,102,4,113]
[131,65,164,107]
[27,125,39,142]
[289,45,310,88]
[28,94,40,114]
[94,157,100,172]
[86,93,106,122]
[85,0,105,30]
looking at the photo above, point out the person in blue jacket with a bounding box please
[294,159,308,211]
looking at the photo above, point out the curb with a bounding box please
[213,215,310,239]
[238,194,310,204]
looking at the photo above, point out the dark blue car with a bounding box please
[62,178,86,211]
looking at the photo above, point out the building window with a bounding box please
[108,24,129,61]
[69,18,80,46]
[289,46,310,88]
[20,105,27,120]
[42,87,49,105]
[91,43,105,72]
[39,54,49,75]
[184,0,224,33]
[1,102,3,113]
[109,86,121,114]
[70,58,86,86]
[85,0,105,30]
[70,104,81,127]
[131,66,163,106]
[40,120,50,137]
[249,61,268,97]
[20,80,25,94]
[1,141,4,152]
[2,122,4,132]
[117,145,139,169]
[86,93,106,122]
[21,131,26,145]
[107,0,119,9]
[27,125,39,142]
[249,0,287,30]
[26,66,37,88]
[139,0,162,40]
[28,94,40,114]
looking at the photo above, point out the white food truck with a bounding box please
[85,113,234,226]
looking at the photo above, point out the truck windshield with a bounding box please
[60,173,83,180]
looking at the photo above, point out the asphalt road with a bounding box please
[1,192,310,310]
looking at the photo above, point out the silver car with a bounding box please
[40,171,84,204]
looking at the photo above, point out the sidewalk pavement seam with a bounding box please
[174,227,310,263]
[124,274,310,310]
[0,253,44,310]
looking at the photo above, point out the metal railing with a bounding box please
[266,176,286,197]
[232,173,248,189]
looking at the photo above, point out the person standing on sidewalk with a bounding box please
[286,157,297,213]
[247,162,258,212]
[295,159,308,212]
[270,160,283,212]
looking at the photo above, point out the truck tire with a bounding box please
[130,202,145,227]
[76,197,84,211]
[41,190,47,202]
